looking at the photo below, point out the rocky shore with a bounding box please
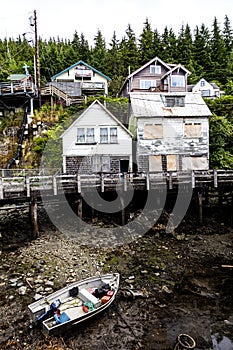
[0,205,233,349]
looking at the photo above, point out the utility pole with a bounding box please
[31,10,41,108]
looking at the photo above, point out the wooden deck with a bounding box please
[0,81,37,96]
[0,170,232,202]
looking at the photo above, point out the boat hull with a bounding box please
[28,273,120,336]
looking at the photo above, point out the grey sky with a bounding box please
[0,0,232,45]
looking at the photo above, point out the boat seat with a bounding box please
[65,306,86,320]
[78,288,101,307]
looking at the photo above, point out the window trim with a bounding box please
[140,80,157,89]
[150,65,161,75]
[171,75,185,87]
[76,127,96,144]
[162,95,185,107]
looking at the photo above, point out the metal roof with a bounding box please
[7,74,26,81]
[129,92,212,118]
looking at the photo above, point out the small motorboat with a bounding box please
[28,273,120,336]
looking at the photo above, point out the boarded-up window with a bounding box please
[184,123,202,138]
[182,156,208,170]
[167,155,177,171]
[144,124,163,139]
[149,155,162,171]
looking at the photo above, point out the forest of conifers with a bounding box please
[0,16,233,95]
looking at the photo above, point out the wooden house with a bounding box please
[61,100,133,174]
[188,78,222,98]
[51,60,111,96]
[129,91,211,171]
[119,56,191,97]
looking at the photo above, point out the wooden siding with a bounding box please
[54,66,108,94]
[130,63,169,92]
[62,103,133,173]
[63,104,132,157]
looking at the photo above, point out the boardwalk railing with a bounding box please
[0,81,37,96]
[0,170,233,201]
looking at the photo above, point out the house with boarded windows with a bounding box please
[121,56,212,171]
[61,100,133,174]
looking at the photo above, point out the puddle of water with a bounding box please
[212,334,233,350]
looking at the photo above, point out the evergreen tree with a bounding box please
[107,31,124,96]
[210,17,227,83]
[90,29,108,72]
[79,33,90,62]
[161,27,177,62]
[193,24,212,81]
[120,24,139,76]
[138,18,155,64]
[176,24,194,71]
[222,15,233,52]
[153,29,162,58]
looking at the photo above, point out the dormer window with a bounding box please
[171,75,185,87]
[150,65,161,75]
[162,95,185,107]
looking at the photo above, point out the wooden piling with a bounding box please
[198,192,203,225]
[77,196,82,219]
[120,193,126,226]
[29,197,39,239]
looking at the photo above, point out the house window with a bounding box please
[202,90,210,97]
[92,155,110,172]
[77,128,85,143]
[163,96,185,107]
[200,80,205,87]
[144,124,163,138]
[110,127,118,143]
[171,75,185,87]
[140,80,157,89]
[184,123,202,138]
[150,65,161,75]
[86,128,94,143]
[77,127,95,143]
[100,128,108,143]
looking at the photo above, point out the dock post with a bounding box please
[198,191,203,225]
[30,197,39,239]
[120,193,126,226]
[77,196,83,219]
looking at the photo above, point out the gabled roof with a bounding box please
[161,64,191,79]
[127,56,171,79]
[51,60,111,81]
[61,99,133,138]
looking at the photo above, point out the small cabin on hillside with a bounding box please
[129,91,212,171]
[188,78,222,98]
[119,56,191,97]
[61,100,133,174]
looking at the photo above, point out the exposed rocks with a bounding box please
[0,207,233,349]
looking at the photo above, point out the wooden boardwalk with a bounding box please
[0,169,233,202]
